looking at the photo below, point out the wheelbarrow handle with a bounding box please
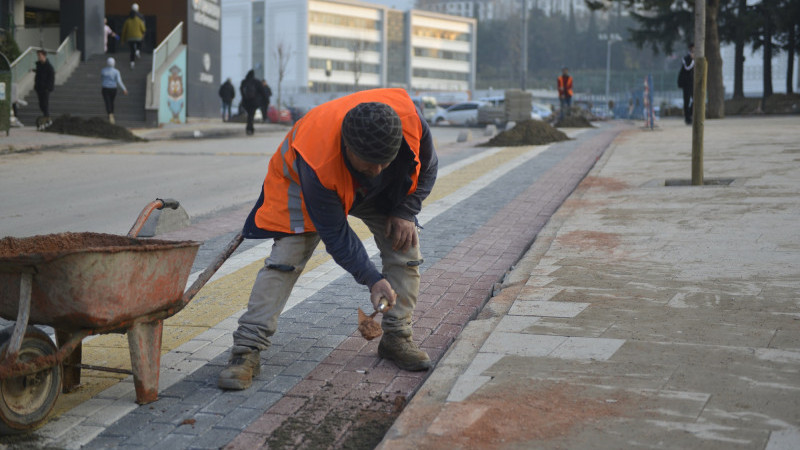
[127,198,181,238]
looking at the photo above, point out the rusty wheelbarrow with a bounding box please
[0,199,243,434]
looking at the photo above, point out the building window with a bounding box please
[413,47,470,62]
[310,58,380,74]
[309,35,380,52]
[309,11,380,31]
[412,68,469,81]
[412,26,470,42]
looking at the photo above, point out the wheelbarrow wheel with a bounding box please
[0,326,62,435]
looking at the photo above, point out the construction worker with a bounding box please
[218,88,439,390]
[557,67,573,120]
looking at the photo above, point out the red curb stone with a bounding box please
[363,367,398,385]
[337,336,369,352]
[287,379,328,398]
[430,277,455,288]
[224,431,267,449]
[434,323,463,339]
[269,396,307,415]
[245,413,289,435]
[421,333,453,350]
[307,363,342,381]
[331,370,365,387]
[443,312,474,325]
[344,355,377,372]
[385,375,425,396]
[414,317,441,330]
[348,382,386,402]
[327,349,359,363]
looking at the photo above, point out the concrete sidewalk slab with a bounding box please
[381,116,800,449]
[1,118,288,155]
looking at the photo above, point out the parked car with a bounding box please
[411,96,442,124]
[432,101,487,126]
[532,102,553,120]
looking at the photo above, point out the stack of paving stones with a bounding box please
[82,126,622,449]
[504,90,534,122]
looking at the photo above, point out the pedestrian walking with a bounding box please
[239,70,262,135]
[101,57,128,124]
[218,78,235,122]
[217,88,439,390]
[678,43,695,125]
[121,4,145,69]
[104,17,118,53]
[34,49,55,130]
[259,79,272,123]
[557,67,573,120]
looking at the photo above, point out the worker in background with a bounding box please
[557,66,573,120]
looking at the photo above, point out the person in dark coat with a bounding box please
[34,49,55,128]
[259,80,272,123]
[677,43,695,125]
[239,70,262,135]
[219,78,235,122]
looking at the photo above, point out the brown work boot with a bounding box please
[217,349,260,390]
[378,330,431,371]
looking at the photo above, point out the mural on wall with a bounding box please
[159,48,187,124]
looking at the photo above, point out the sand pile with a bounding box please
[482,119,569,147]
[44,115,145,141]
[555,115,594,128]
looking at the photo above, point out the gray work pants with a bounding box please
[231,207,422,354]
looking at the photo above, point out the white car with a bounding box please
[433,101,487,126]
[532,102,553,120]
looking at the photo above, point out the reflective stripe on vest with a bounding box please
[253,88,423,235]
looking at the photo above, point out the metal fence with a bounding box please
[10,28,77,87]
[151,22,183,83]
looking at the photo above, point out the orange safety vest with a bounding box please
[252,88,423,235]
[558,75,573,98]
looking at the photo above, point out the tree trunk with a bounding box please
[787,25,795,94]
[763,24,773,98]
[705,0,725,118]
[733,0,746,99]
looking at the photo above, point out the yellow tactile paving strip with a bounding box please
[50,144,537,416]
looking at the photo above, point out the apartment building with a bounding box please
[221,0,476,100]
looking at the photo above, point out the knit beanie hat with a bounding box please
[341,102,403,164]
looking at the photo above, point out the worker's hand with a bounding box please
[123,90,128,95]
[385,216,418,253]
[370,278,396,311]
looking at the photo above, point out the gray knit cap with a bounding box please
[341,102,403,164]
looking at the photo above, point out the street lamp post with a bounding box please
[598,33,622,104]
[521,0,528,90]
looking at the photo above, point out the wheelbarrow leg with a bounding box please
[56,330,82,393]
[127,319,163,404]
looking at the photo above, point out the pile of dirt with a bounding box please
[0,232,182,259]
[357,307,383,340]
[725,98,761,115]
[725,94,800,116]
[44,115,145,141]
[659,105,683,117]
[482,119,569,147]
[763,93,800,114]
[554,115,595,128]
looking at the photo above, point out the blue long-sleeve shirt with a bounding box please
[101,66,127,91]
[243,112,438,288]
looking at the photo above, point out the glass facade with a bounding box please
[386,10,407,87]
[309,11,379,31]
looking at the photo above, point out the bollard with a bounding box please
[484,124,497,136]
[457,130,472,142]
